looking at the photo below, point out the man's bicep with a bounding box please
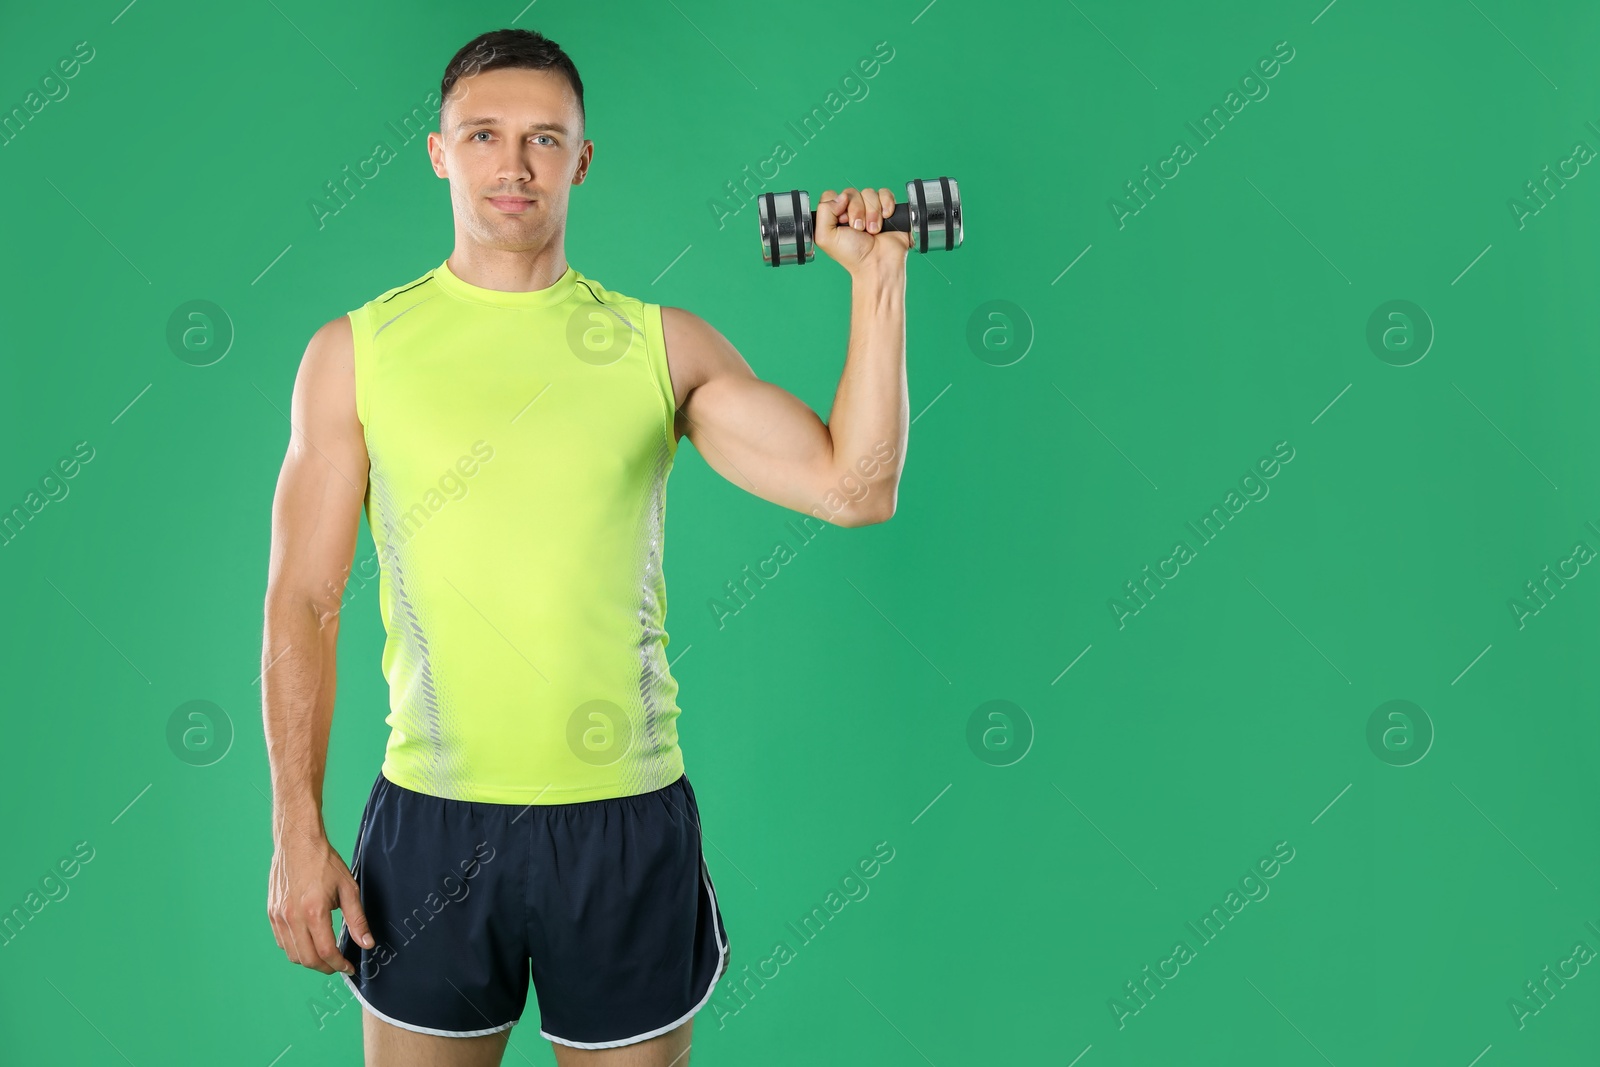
[266,316,370,617]
[666,307,868,524]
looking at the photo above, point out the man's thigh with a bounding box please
[358,1008,692,1067]
[361,1006,514,1067]
[551,1017,693,1067]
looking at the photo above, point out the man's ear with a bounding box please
[426,132,448,179]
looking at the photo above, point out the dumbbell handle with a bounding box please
[810,199,917,235]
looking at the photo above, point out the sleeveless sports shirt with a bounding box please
[345,258,684,804]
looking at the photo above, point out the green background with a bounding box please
[3,0,1598,1063]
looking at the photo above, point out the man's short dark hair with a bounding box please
[440,29,586,135]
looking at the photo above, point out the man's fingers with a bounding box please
[290,910,336,974]
[860,187,881,232]
[268,906,289,955]
[338,876,376,950]
[812,183,903,258]
[307,904,352,974]
[817,190,841,233]
[841,187,864,230]
[283,914,313,969]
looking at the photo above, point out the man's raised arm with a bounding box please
[664,184,911,527]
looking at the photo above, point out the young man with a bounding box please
[261,27,909,1067]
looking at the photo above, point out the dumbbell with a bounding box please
[756,176,963,267]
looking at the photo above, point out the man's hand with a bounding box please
[814,186,912,275]
[267,829,373,975]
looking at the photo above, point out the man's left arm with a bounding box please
[662,185,911,528]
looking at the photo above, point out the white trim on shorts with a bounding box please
[337,922,521,1039]
[540,853,732,1050]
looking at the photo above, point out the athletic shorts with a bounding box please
[335,769,731,1048]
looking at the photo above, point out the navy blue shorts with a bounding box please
[335,769,730,1048]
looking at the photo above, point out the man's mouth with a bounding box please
[489,196,535,213]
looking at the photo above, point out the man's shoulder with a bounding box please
[347,263,444,320]
[568,267,656,315]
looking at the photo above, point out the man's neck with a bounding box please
[446,245,569,293]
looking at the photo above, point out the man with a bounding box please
[262,26,909,1067]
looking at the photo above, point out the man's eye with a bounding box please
[471,131,490,142]
[534,135,554,146]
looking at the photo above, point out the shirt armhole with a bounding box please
[347,305,374,431]
[644,303,679,456]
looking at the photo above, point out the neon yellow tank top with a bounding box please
[346,258,684,804]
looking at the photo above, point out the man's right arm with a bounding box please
[261,314,375,973]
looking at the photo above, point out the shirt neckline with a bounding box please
[432,257,579,309]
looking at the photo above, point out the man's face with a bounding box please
[428,67,592,251]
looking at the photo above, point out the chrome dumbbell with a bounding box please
[756,176,963,267]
